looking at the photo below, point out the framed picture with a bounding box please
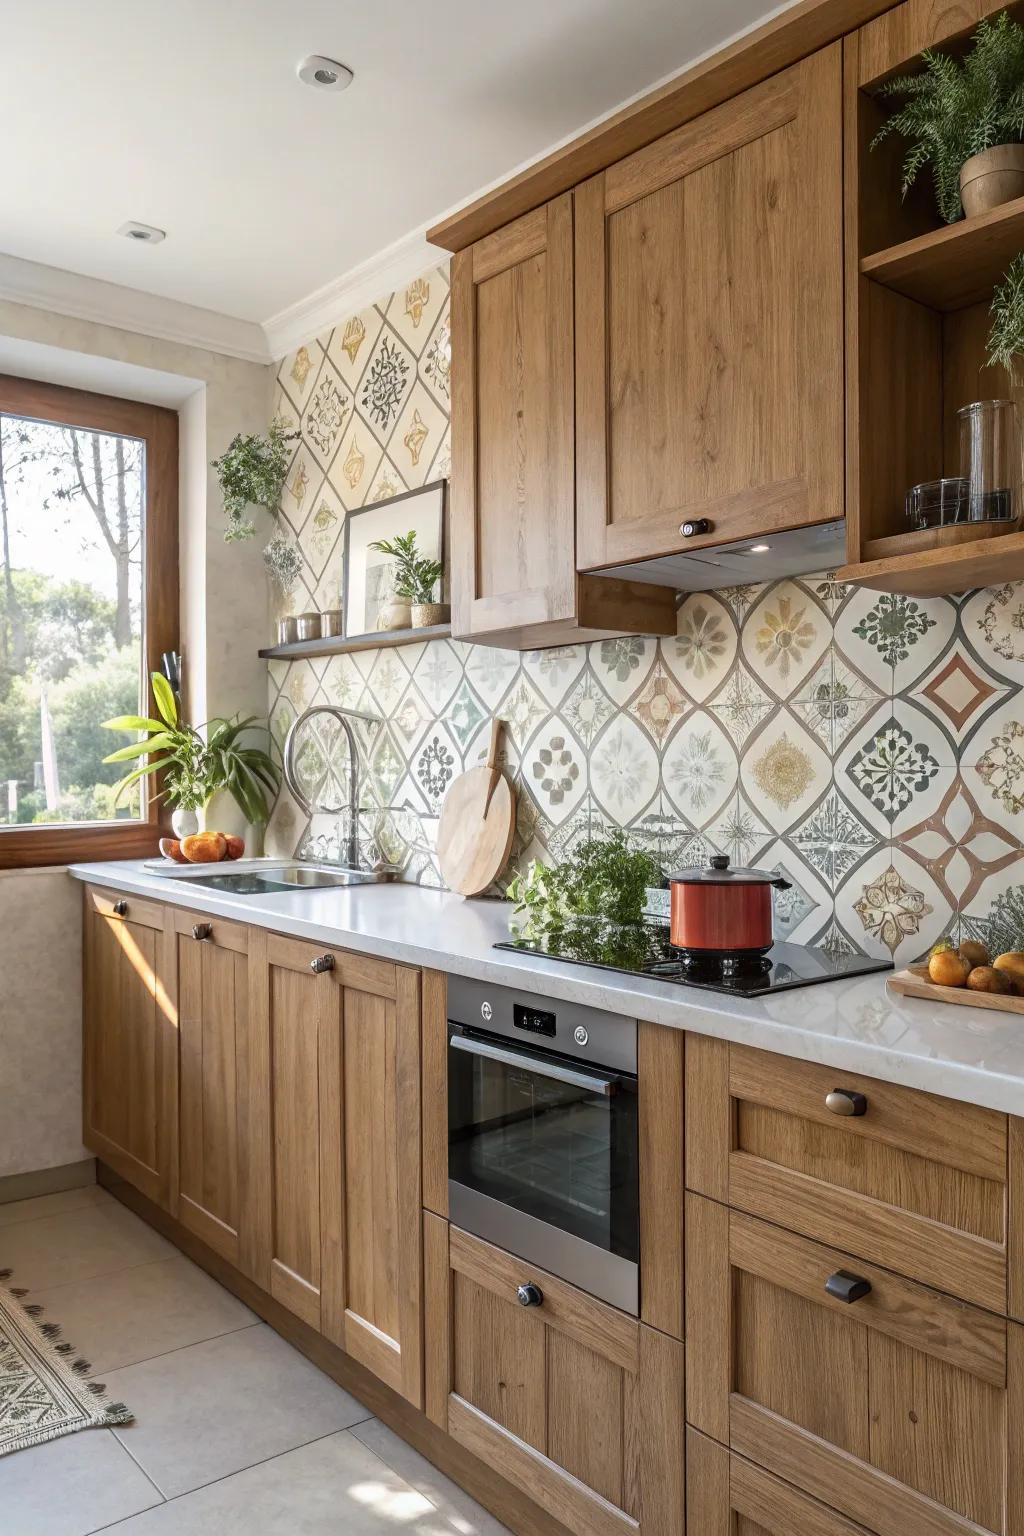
[343,480,447,638]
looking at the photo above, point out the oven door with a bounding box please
[447,1024,639,1313]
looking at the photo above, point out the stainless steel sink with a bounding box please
[167,863,396,895]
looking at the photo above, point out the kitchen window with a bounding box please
[0,373,178,869]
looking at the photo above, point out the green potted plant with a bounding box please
[102,671,281,845]
[872,10,1024,223]
[988,252,1024,381]
[368,529,447,629]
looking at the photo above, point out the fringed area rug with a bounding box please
[0,1267,132,1456]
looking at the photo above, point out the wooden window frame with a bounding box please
[0,372,179,869]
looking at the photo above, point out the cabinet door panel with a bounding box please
[576,44,843,571]
[175,914,248,1265]
[427,1222,683,1536]
[82,887,176,1211]
[687,1430,876,1536]
[686,1195,1020,1536]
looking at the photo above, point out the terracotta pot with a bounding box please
[411,601,451,628]
[960,144,1024,218]
[376,599,412,631]
[669,854,791,959]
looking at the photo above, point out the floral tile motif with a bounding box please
[528,721,586,822]
[358,327,415,444]
[501,677,549,752]
[706,793,772,868]
[561,670,616,747]
[768,862,819,939]
[743,715,828,832]
[415,728,458,805]
[446,678,488,751]
[522,645,587,706]
[847,715,940,821]
[629,662,688,745]
[595,637,656,703]
[790,648,883,754]
[665,595,736,701]
[743,581,828,698]
[961,582,1024,684]
[590,717,659,821]
[662,714,735,824]
[708,663,774,750]
[303,362,352,468]
[465,644,520,709]
[413,640,463,714]
[852,862,934,957]
[790,787,876,890]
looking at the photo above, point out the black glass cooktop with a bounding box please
[494,923,892,999]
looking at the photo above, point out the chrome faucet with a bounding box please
[282,705,381,871]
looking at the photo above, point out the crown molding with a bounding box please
[261,226,442,360]
[0,252,273,365]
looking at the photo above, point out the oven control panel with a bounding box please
[447,973,637,1075]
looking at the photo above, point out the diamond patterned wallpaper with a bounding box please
[266,266,1024,968]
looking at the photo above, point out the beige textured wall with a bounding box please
[0,300,273,1175]
[0,870,86,1177]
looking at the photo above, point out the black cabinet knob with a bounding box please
[192,922,213,941]
[825,1270,872,1304]
[112,899,128,917]
[680,517,713,538]
[516,1283,543,1308]
[825,1088,867,1117]
[310,953,335,974]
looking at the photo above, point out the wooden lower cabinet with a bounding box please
[247,931,424,1408]
[686,1194,1024,1536]
[172,910,249,1268]
[82,886,177,1211]
[425,1218,684,1536]
[687,1430,876,1536]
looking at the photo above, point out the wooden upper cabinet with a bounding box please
[172,911,249,1270]
[424,1219,684,1536]
[82,886,177,1212]
[247,931,424,1407]
[687,1195,1023,1536]
[575,44,844,571]
[451,195,675,648]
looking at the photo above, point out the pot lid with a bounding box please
[669,854,791,888]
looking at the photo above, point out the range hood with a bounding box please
[602,520,847,592]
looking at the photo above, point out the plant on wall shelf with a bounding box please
[368,529,443,604]
[101,671,281,826]
[212,417,296,541]
[988,252,1024,380]
[871,11,1024,224]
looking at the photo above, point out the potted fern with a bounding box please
[872,11,1024,223]
[368,530,447,629]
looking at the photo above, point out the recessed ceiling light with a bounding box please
[749,543,771,553]
[118,221,165,244]
[297,55,354,91]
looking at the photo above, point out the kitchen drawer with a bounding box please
[86,883,165,932]
[686,1194,1023,1536]
[424,1217,684,1536]
[687,1429,877,1536]
[686,1036,1009,1312]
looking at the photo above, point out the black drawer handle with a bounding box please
[825,1088,867,1117]
[310,953,335,974]
[112,899,128,917]
[825,1270,871,1304]
[516,1283,543,1308]
[192,922,213,941]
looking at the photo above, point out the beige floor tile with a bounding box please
[0,1186,106,1230]
[351,1418,511,1534]
[30,1254,258,1373]
[98,1429,476,1534]
[0,1427,161,1536]
[0,1199,174,1291]
[106,1324,373,1498]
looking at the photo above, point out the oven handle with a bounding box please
[450,1032,619,1096]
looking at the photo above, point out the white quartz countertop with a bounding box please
[68,860,1024,1117]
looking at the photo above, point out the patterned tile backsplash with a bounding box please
[265,267,1024,968]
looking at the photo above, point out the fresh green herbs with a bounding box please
[367,530,443,604]
[871,11,1024,224]
[508,832,660,939]
[212,418,296,542]
[988,251,1024,378]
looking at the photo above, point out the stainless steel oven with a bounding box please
[447,975,639,1313]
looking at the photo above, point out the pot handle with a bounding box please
[771,875,792,891]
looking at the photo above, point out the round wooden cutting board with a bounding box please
[437,718,516,896]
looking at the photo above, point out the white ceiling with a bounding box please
[2,0,780,334]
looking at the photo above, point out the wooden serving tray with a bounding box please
[888,964,1024,1015]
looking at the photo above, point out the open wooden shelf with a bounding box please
[861,194,1024,312]
[838,529,1024,596]
[258,622,452,661]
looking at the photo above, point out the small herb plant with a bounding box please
[988,252,1024,379]
[871,11,1024,224]
[102,672,281,825]
[212,418,296,542]
[508,832,661,939]
[368,530,443,604]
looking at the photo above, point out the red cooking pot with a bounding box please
[669,855,791,959]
